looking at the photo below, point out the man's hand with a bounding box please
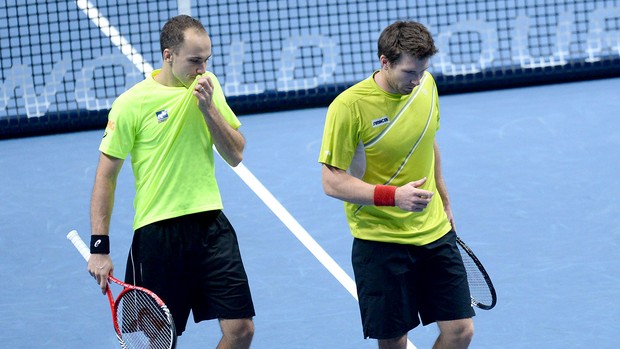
[395,178,434,212]
[88,254,114,294]
[193,76,215,114]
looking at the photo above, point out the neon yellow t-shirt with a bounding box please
[99,70,241,230]
[318,71,452,245]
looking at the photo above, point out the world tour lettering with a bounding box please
[1,7,619,119]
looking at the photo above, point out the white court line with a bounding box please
[177,0,192,16]
[75,0,153,76]
[230,163,359,298]
[74,2,416,347]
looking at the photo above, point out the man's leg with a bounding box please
[217,318,254,349]
[378,334,408,349]
[432,318,474,349]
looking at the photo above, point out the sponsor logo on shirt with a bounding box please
[102,120,114,138]
[156,110,169,123]
[372,116,389,127]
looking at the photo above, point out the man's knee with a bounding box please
[221,318,255,342]
[439,318,474,345]
[378,334,408,349]
[455,320,474,343]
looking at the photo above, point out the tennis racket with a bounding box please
[67,230,177,349]
[456,236,497,310]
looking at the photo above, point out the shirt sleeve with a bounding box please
[98,94,136,159]
[318,98,360,170]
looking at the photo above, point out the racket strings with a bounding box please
[117,289,174,349]
[458,247,494,306]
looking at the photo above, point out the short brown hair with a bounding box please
[377,21,438,64]
[160,15,207,54]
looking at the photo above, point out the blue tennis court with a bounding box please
[1,76,619,348]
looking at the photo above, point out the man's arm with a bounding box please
[203,104,245,167]
[194,76,245,167]
[321,163,433,212]
[433,140,456,231]
[89,153,124,294]
[321,163,376,205]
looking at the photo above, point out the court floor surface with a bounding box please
[1,77,618,348]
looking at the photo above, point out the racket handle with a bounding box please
[67,230,91,262]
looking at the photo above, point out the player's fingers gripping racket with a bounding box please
[456,236,497,310]
[67,230,177,349]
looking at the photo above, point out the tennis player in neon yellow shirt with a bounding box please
[87,15,254,347]
[319,21,475,348]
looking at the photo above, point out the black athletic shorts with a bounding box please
[352,230,475,340]
[125,210,255,335]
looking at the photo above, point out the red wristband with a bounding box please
[374,185,397,206]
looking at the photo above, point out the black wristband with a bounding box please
[90,235,110,254]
